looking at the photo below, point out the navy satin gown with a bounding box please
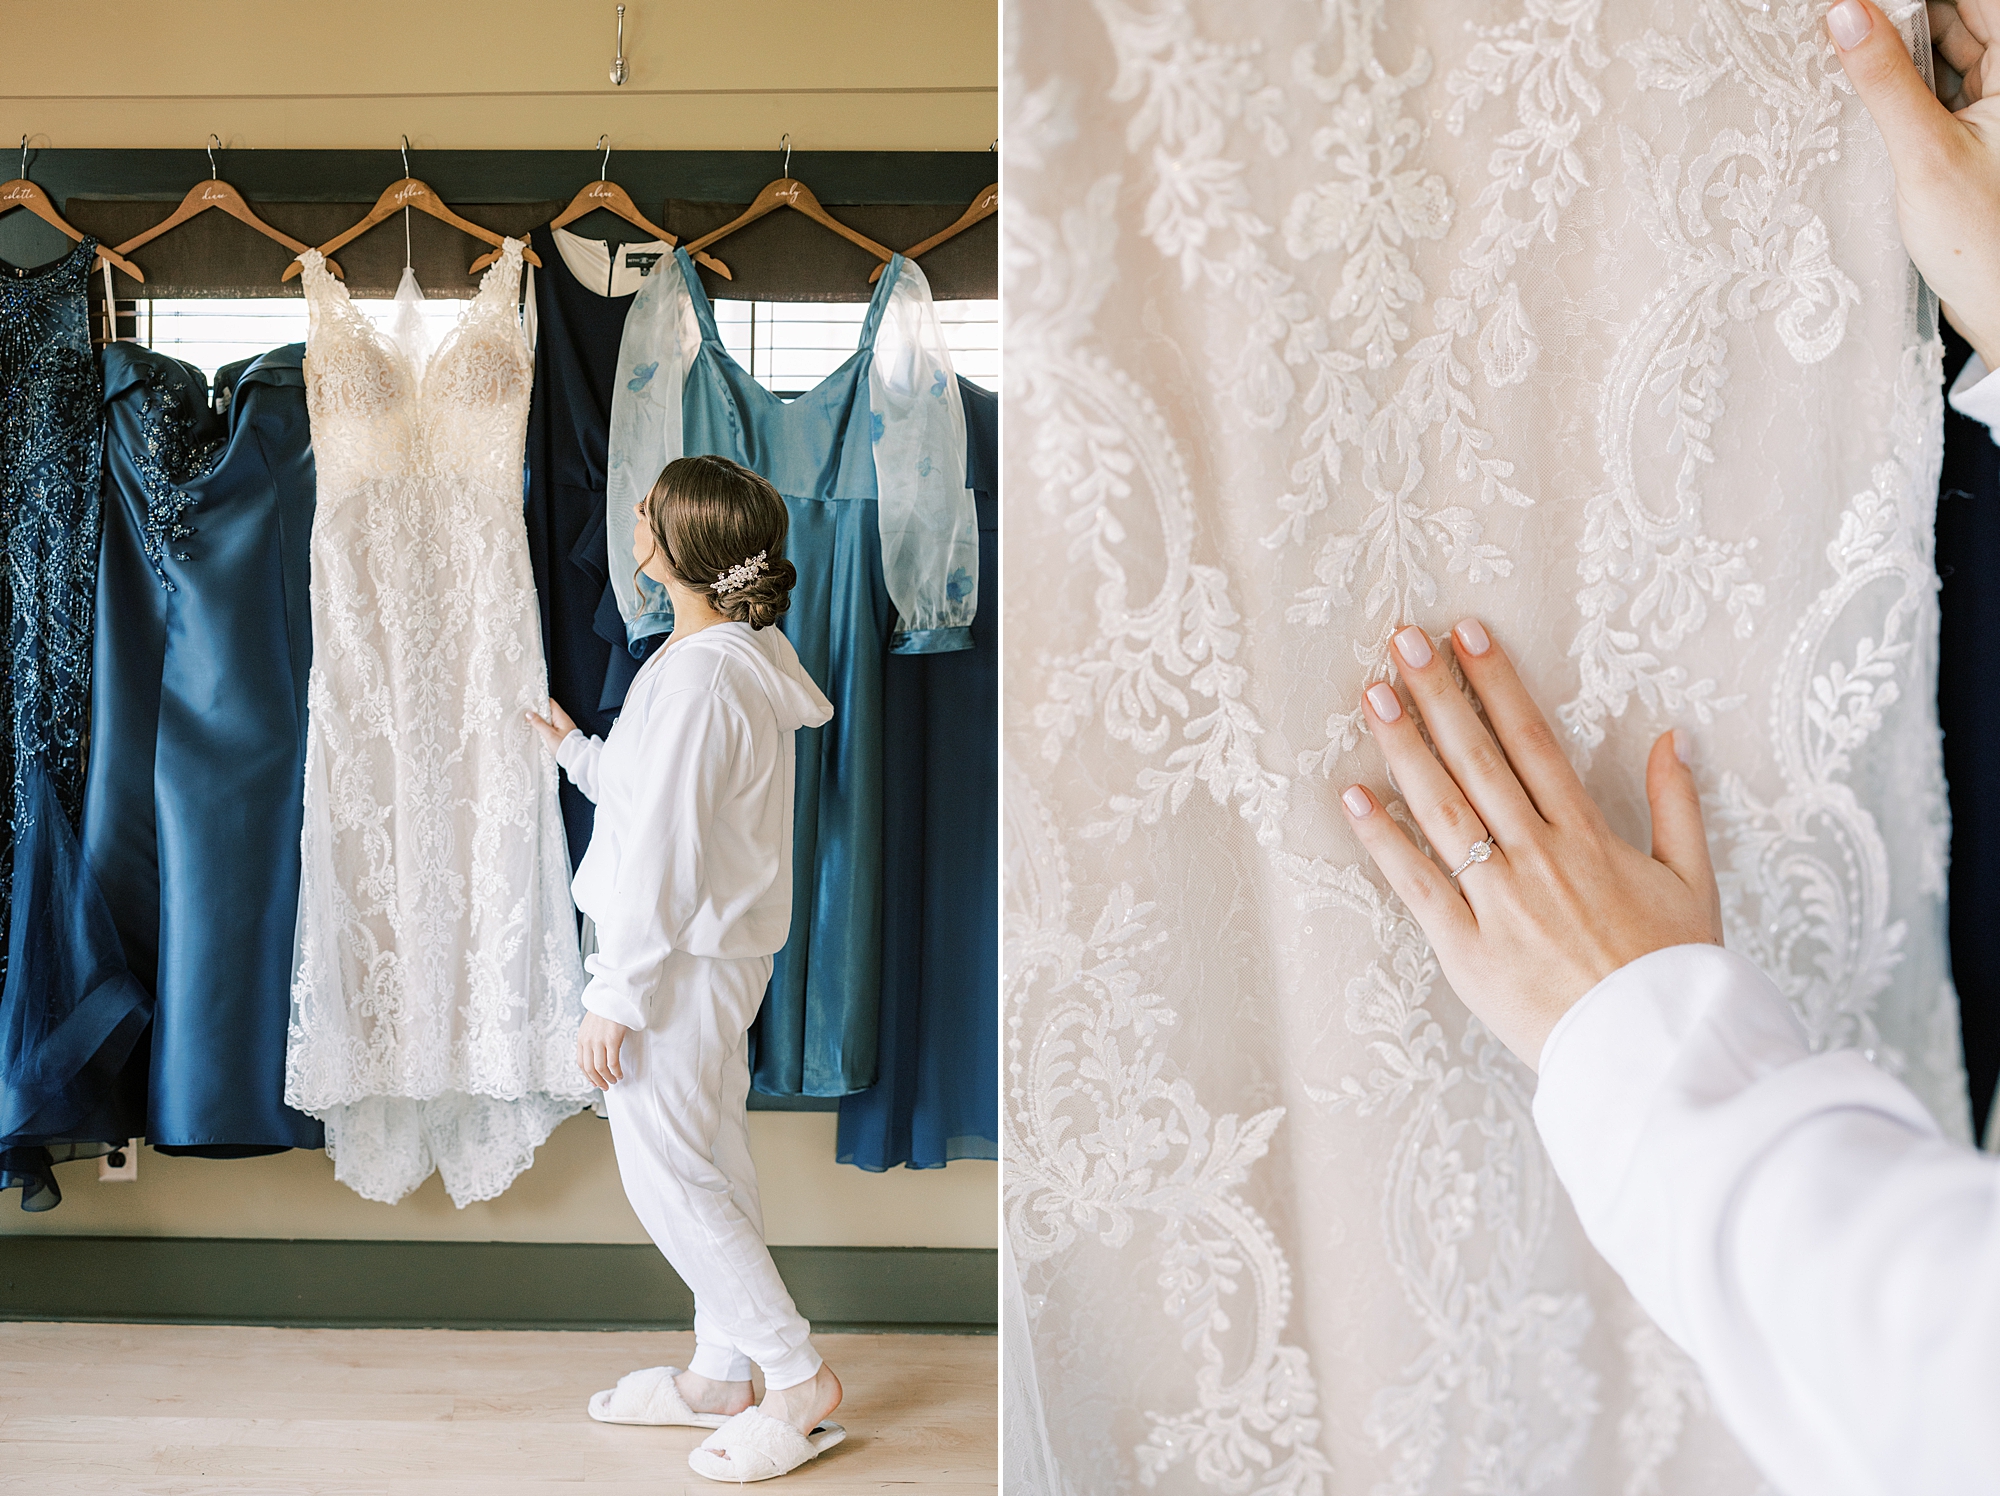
[838,378,999,1168]
[83,343,322,1156]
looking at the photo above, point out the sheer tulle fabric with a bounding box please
[868,259,979,653]
[1003,2,1966,1492]
[288,243,592,1206]
[604,256,697,645]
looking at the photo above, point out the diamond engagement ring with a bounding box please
[1448,836,1497,880]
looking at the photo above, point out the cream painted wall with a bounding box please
[1,1115,997,1248]
[0,0,998,1251]
[1,0,996,152]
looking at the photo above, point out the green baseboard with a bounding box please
[0,1238,995,1333]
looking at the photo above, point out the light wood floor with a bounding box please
[0,1322,996,1494]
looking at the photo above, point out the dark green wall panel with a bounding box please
[0,1238,995,1333]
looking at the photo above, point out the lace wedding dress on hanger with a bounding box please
[289,243,592,1206]
[1004,2,1967,1492]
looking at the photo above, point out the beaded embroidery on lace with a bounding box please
[0,238,103,996]
[287,240,593,1207]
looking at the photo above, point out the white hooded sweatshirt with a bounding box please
[556,620,835,1032]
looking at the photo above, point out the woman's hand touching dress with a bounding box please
[1827,0,2000,368]
[1338,620,1724,1068]
[525,697,578,755]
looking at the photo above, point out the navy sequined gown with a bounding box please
[0,238,147,1209]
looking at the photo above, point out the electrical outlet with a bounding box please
[98,1141,140,1183]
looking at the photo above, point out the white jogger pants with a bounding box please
[602,949,822,1390]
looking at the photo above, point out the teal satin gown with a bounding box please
[668,249,896,1097]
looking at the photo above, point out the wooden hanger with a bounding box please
[0,136,144,281]
[282,137,541,281]
[681,135,893,268]
[118,137,344,280]
[471,135,730,278]
[869,182,996,284]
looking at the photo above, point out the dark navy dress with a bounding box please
[0,238,144,1209]
[84,343,323,1157]
[524,223,673,875]
[1936,323,2000,1142]
[837,378,998,1168]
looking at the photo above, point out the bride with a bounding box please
[528,454,845,1484]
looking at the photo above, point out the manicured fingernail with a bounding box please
[1673,727,1693,765]
[1453,618,1490,656]
[1828,0,1869,49]
[1342,785,1373,818]
[1366,683,1403,722]
[1393,627,1433,669]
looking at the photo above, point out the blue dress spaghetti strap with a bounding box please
[667,248,896,1097]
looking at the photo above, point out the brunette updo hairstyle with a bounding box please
[642,454,798,630]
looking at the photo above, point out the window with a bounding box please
[710,300,999,395]
[136,295,1001,395]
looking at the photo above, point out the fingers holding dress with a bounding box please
[525,698,579,755]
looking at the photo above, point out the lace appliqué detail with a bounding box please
[1617,1324,1707,1496]
[288,241,593,1206]
[1014,156,1291,847]
[1286,852,1597,1496]
[1711,337,1967,1131]
[1004,768,1333,1496]
[1560,2,1858,753]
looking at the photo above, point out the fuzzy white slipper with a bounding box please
[587,1365,732,1428]
[687,1407,848,1482]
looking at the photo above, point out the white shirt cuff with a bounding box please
[1948,352,2000,434]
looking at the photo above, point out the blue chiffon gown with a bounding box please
[837,378,999,1168]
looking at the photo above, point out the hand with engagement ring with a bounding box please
[1338,619,1724,1069]
[1447,836,1495,880]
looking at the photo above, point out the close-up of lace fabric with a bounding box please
[1002,1,1967,1492]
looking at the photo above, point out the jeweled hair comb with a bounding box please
[711,550,769,596]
